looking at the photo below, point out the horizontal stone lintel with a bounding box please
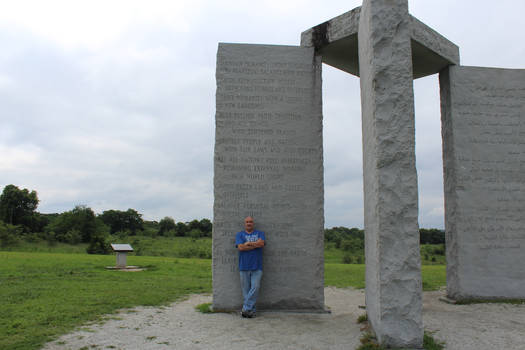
[300,6,460,79]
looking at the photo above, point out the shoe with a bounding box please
[246,310,256,318]
[241,310,248,318]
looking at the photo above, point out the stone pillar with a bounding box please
[358,0,423,347]
[440,65,525,300]
[213,43,325,312]
[116,252,127,268]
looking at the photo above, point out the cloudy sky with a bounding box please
[1,0,523,228]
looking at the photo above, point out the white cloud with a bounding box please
[0,1,523,227]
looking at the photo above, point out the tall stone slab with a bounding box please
[358,0,423,347]
[440,66,525,300]
[213,43,325,311]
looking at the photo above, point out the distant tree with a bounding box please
[189,228,203,240]
[47,205,98,243]
[0,221,22,246]
[175,222,188,237]
[420,228,445,244]
[188,219,200,231]
[0,184,39,228]
[158,217,176,235]
[198,219,212,237]
[99,209,144,235]
[86,230,111,254]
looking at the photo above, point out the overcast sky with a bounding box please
[1,0,523,228]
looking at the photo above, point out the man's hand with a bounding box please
[251,238,265,248]
[237,239,265,251]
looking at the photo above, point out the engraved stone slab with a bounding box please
[440,66,525,300]
[358,0,423,347]
[213,43,325,311]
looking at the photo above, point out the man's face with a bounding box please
[244,217,254,232]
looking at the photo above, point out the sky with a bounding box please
[1,0,524,228]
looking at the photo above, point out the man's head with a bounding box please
[244,216,254,233]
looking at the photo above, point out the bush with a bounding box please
[0,222,22,247]
[432,244,445,256]
[158,217,176,236]
[189,229,203,239]
[47,205,98,243]
[86,232,111,254]
[342,254,352,264]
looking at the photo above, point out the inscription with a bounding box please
[451,69,525,254]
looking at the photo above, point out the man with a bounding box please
[235,216,265,318]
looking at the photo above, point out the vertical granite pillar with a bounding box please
[440,66,525,300]
[358,0,423,347]
[213,43,325,312]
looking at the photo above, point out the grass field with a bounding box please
[1,252,211,350]
[1,250,446,350]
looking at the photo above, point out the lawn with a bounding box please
[1,251,446,350]
[1,252,211,350]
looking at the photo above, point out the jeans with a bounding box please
[240,269,263,312]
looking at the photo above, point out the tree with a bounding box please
[158,217,176,235]
[0,184,39,228]
[86,230,111,254]
[99,209,144,235]
[199,218,212,237]
[175,222,188,237]
[47,205,98,243]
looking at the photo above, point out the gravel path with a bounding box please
[43,288,525,350]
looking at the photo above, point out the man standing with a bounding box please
[235,216,265,318]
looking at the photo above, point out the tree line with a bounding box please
[1,184,446,256]
[0,184,212,253]
[324,226,445,247]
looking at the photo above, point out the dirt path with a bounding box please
[43,288,525,350]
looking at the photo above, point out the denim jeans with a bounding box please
[240,269,263,312]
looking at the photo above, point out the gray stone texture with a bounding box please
[213,43,325,311]
[358,0,423,347]
[440,65,525,300]
[300,6,459,79]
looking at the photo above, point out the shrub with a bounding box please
[342,254,352,264]
[86,231,111,254]
[0,222,22,247]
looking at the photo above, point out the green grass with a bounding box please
[109,235,212,258]
[0,240,88,254]
[195,302,213,313]
[423,331,445,350]
[326,243,445,266]
[357,313,368,323]
[356,331,444,350]
[0,251,211,350]
[1,248,447,350]
[325,264,446,291]
[455,298,525,305]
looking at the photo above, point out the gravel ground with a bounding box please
[43,287,525,350]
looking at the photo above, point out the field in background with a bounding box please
[4,235,445,265]
[1,250,446,350]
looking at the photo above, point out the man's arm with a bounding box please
[237,239,265,251]
[250,238,265,248]
[237,242,255,251]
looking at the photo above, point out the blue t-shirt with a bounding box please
[235,230,266,271]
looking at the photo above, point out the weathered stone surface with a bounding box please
[213,43,325,311]
[440,65,525,300]
[358,0,423,347]
[300,6,459,79]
